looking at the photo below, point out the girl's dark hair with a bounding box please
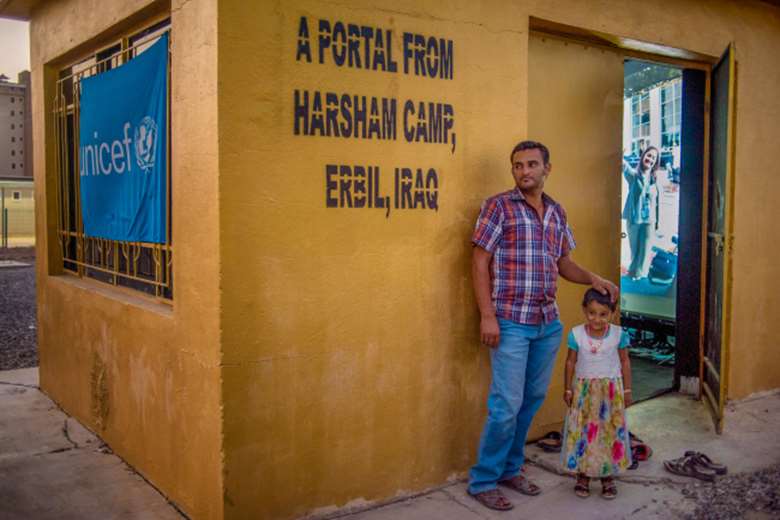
[582,288,616,311]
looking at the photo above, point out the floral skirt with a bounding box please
[561,377,632,477]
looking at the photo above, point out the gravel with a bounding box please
[679,464,780,519]
[0,247,37,370]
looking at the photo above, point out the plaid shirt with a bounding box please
[472,188,576,324]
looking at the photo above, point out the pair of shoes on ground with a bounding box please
[536,430,562,453]
[663,451,728,482]
[468,473,542,511]
[575,474,617,500]
[628,431,653,470]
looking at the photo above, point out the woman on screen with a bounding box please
[622,146,660,280]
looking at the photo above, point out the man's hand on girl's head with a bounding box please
[591,275,619,303]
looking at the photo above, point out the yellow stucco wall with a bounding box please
[218,2,513,517]
[30,1,223,519]
[218,1,780,518]
[714,9,780,400]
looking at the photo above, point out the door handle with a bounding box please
[708,232,724,256]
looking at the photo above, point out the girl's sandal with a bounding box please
[601,477,617,500]
[574,474,590,498]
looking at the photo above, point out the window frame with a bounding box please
[53,19,173,301]
[661,79,682,151]
[631,91,651,154]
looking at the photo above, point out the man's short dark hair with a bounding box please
[582,288,617,312]
[510,141,550,165]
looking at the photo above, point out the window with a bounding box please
[12,191,21,201]
[10,110,14,116]
[54,19,172,300]
[11,163,15,169]
[661,79,682,150]
[11,137,15,142]
[631,92,651,155]
[10,124,14,129]
[11,150,14,156]
[10,97,14,103]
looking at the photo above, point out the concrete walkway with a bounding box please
[311,389,780,520]
[0,368,182,520]
[2,367,779,519]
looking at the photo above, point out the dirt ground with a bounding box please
[0,247,37,370]
[0,247,35,262]
[679,464,780,519]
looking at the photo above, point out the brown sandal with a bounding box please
[536,431,563,453]
[469,488,514,510]
[574,474,590,498]
[664,455,717,482]
[601,477,617,500]
[499,474,542,496]
[685,451,728,475]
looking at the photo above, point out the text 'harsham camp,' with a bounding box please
[293,92,455,149]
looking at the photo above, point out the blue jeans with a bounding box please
[468,318,564,494]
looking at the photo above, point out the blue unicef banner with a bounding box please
[79,33,168,243]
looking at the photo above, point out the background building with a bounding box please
[0,71,31,178]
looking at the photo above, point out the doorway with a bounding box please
[619,60,682,402]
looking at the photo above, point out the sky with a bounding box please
[0,19,30,81]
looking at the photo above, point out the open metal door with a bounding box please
[702,44,735,434]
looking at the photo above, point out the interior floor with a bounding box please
[630,355,674,402]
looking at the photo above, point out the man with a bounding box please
[468,140,618,511]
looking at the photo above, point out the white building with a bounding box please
[0,71,32,178]
[623,75,682,169]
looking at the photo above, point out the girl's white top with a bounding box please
[568,324,630,379]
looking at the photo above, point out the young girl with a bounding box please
[561,288,633,499]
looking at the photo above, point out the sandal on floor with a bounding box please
[629,432,653,460]
[468,488,514,511]
[499,474,542,496]
[632,443,652,462]
[601,477,617,500]
[574,474,590,498]
[536,431,562,453]
[663,455,717,482]
[685,451,728,475]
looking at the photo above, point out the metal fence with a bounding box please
[0,186,35,248]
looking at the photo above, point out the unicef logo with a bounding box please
[133,116,158,171]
